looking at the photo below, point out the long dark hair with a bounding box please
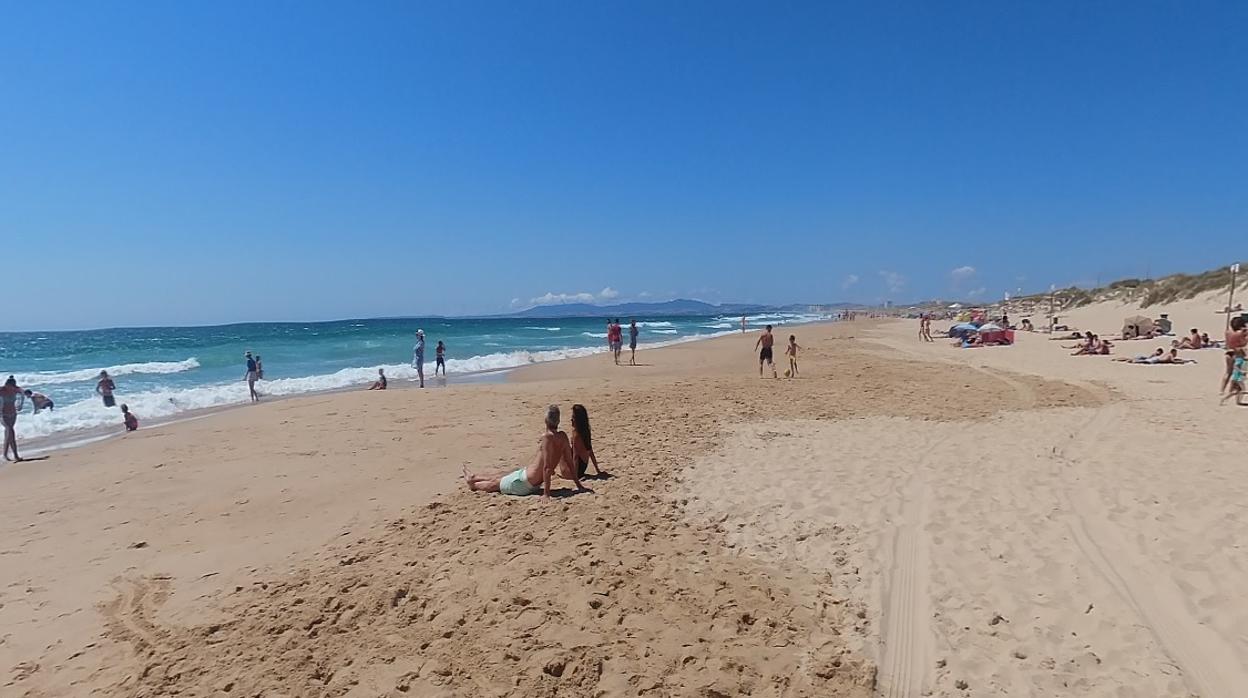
[571,403,592,450]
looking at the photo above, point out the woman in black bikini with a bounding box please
[570,403,603,478]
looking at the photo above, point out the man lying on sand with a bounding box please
[463,404,589,498]
[1113,348,1194,365]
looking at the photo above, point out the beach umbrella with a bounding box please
[977,323,1003,332]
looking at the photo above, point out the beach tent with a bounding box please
[1121,315,1154,339]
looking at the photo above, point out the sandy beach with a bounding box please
[3,308,1247,697]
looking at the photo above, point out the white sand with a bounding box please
[682,296,1248,697]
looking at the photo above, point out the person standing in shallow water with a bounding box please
[97,371,117,407]
[244,352,260,402]
[412,330,426,388]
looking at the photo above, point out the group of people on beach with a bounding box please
[605,319,639,366]
[0,370,139,462]
[754,324,801,378]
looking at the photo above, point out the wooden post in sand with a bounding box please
[1228,263,1240,331]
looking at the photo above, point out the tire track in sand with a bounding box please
[1054,404,1248,698]
[878,435,943,698]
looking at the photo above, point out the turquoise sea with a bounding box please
[0,311,827,442]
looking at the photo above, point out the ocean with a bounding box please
[0,311,828,442]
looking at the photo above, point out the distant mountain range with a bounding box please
[499,299,863,319]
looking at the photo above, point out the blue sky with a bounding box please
[2,1,1245,330]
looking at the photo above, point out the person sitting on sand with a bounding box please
[121,404,139,432]
[1064,331,1095,350]
[1176,328,1203,350]
[368,368,387,390]
[1071,334,1102,356]
[1221,349,1246,406]
[563,403,604,479]
[1201,332,1220,348]
[462,405,587,497]
[23,389,53,413]
[1021,318,1034,332]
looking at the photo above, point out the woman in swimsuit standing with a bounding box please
[1,376,25,462]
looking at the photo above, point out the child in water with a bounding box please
[435,341,446,376]
[785,335,801,378]
[121,404,139,432]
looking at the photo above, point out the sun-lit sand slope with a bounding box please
[845,300,1246,697]
[5,307,1243,697]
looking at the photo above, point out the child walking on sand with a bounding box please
[1222,349,1246,406]
[785,335,801,378]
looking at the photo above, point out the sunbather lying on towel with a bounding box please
[1113,348,1194,364]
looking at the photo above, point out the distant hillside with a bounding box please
[504,299,764,319]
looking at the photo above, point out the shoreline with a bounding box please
[11,322,819,457]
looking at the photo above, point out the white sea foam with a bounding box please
[635,321,675,328]
[11,325,777,443]
[14,358,201,387]
[524,326,562,332]
[581,332,608,338]
[650,329,679,334]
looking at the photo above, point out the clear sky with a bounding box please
[3,1,1245,330]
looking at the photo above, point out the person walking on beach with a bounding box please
[608,319,623,365]
[23,390,53,413]
[96,371,117,407]
[369,368,388,390]
[1223,316,1248,393]
[785,334,801,378]
[755,325,778,378]
[462,404,587,497]
[741,316,747,333]
[628,320,639,365]
[2,376,24,462]
[435,340,446,377]
[412,330,426,388]
[244,352,260,402]
[1221,349,1246,406]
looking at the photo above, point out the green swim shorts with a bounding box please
[500,468,539,496]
